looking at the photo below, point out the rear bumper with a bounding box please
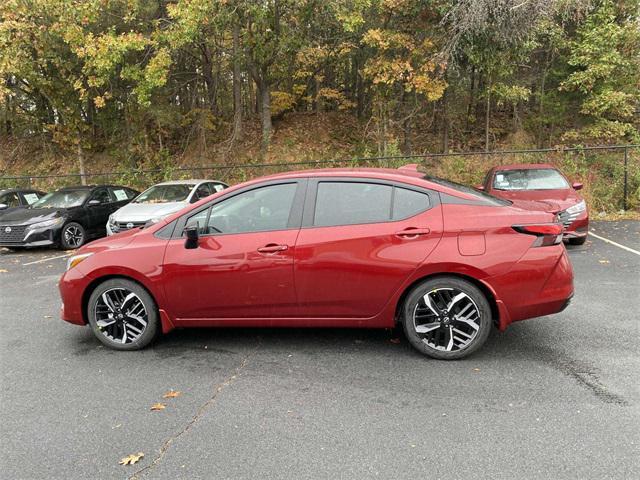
[489,245,574,330]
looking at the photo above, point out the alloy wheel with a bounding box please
[63,225,84,248]
[413,287,481,352]
[94,288,148,344]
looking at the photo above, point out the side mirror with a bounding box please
[572,182,583,191]
[475,185,485,191]
[88,199,101,206]
[0,203,7,210]
[184,226,199,249]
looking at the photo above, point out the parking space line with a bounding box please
[589,231,640,256]
[22,253,72,266]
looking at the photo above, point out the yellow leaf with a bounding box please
[119,452,144,466]
[599,260,610,264]
[163,390,181,399]
[150,402,166,411]
[0,269,8,273]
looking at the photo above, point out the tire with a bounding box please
[401,276,492,360]
[87,278,160,350]
[60,222,86,249]
[568,235,587,246]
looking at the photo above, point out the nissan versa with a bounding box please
[59,167,574,359]
[480,164,589,245]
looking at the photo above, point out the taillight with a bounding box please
[513,223,564,246]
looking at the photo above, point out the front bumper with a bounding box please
[0,226,60,248]
[59,266,90,325]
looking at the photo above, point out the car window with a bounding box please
[314,182,392,227]
[110,188,130,202]
[22,192,42,205]
[191,183,212,203]
[185,183,298,235]
[0,192,20,207]
[91,188,112,204]
[393,188,430,219]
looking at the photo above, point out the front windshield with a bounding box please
[134,184,195,204]
[493,168,569,190]
[31,190,89,209]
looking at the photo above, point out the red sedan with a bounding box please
[480,164,589,245]
[59,167,573,359]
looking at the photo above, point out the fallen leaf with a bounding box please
[119,452,144,466]
[43,315,52,319]
[163,390,181,399]
[599,260,610,264]
[150,402,166,411]
[0,269,8,273]
[473,368,480,372]
[390,338,401,344]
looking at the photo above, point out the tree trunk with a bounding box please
[258,78,272,155]
[77,137,86,185]
[441,85,449,153]
[232,22,243,141]
[466,66,476,131]
[485,80,491,152]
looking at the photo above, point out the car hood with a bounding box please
[0,207,68,225]
[491,188,582,211]
[112,202,187,222]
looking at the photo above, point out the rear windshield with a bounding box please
[424,175,511,206]
[493,168,569,190]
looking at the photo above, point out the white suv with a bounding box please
[107,179,227,235]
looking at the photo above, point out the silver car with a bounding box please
[106,179,227,235]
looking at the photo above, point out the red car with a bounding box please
[479,164,589,245]
[59,167,573,359]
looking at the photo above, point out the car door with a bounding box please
[85,188,113,234]
[162,180,306,320]
[293,179,443,319]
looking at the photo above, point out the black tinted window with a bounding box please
[314,182,392,227]
[393,188,429,219]
[0,192,20,207]
[186,183,297,235]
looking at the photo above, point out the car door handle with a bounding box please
[395,227,430,238]
[257,244,289,253]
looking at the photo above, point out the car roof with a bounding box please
[492,163,557,171]
[229,166,488,201]
[256,167,426,183]
[56,185,131,191]
[0,188,42,194]
[154,179,220,186]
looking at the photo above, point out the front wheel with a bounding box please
[402,277,492,360]
[87,279,159,350]
[60,222,86,249]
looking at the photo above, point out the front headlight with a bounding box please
[26,217,64,230]
[566,200,586,215]
[144,215,169,228]
[108,214,115,225]
[66,252,93,271]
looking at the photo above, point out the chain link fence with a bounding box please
[1,144,638,212]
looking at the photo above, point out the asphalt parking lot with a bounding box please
[1,220,639,480]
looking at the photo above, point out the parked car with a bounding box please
[479,164,588,245]
[0,188,46,215]
[0,185,138,250]
[106,179,227,235]
[59,166,573,359]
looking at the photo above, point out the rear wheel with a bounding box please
[87,278,159,350]
[60,222,86,249]
[402,277,492,360]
